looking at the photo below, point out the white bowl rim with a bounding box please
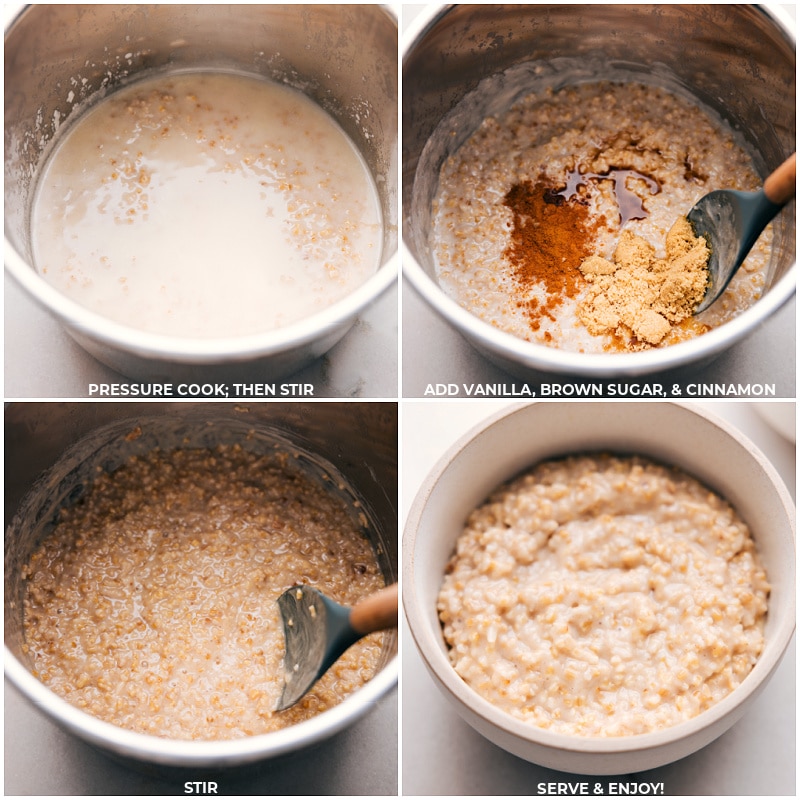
[403,401,796,756]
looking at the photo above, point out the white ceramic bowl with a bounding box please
[403,402,795,774]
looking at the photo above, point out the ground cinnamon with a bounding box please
[503,178,599,330]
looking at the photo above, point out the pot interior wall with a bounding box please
[5,402,398,671]
[403,4,795,291]
[5,4,397,268]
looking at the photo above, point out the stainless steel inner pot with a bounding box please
[403,4,796,377]
[4,402,398,768]
[4,4,398,381]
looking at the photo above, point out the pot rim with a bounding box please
[401,2,798,52]
[403,242,795,376]
[5,644,398,766]
[4,243,399,364]
[402,401,796,759]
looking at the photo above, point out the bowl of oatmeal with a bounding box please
[5,402,398,768]
[403,402,795,773]
[4,4,398,382]
[403,4,795,377]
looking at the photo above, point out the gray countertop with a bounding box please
[401,401,796,796]
[4,273,399,399]
[4,681,397,796]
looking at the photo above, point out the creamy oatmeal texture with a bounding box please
[438,454,769,736]
[22,444,385,740]
[432,81,769,352]
[32,72,382,338]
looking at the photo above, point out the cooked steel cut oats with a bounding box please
[22,443,385,740]
[437,454,769,736]
[432,81,770,352]
[31,72,382,338]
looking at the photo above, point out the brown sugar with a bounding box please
[577,216,710,349]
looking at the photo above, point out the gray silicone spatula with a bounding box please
[689,153,795,313]
[276,582,398,711]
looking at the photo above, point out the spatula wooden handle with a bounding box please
[349,583,398,635]
[763,153,796,206]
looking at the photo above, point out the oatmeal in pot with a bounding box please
[432,81,770,352]
[31,71,382,338]
[437,454,769,736]
[22,443,385,740]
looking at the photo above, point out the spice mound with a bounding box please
[578,217,710,348]
[432,80,768,353]
[22,444,385,740]
[502,179,599,331]
[437,454,769,737]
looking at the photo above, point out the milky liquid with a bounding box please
[31,72,383,338]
